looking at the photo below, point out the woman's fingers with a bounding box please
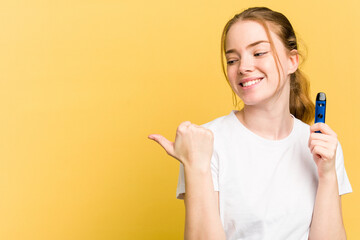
[148,134,176,158]
[176,121,192,133]
[312,145,333,162]
[147,122,193,163]
[309,139,328,153]
[148,120,214,168]
[310,123,337,137]
[308,123,338,168]
[308,132,331,148]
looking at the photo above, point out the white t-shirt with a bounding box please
[176,110,352,240]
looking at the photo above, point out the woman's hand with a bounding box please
[148,121,214,171]
[308,123,338,178]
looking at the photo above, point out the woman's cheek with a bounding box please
[227,66,237,77]
[227,68,238,86]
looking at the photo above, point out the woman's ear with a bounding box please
[287,49,299,74]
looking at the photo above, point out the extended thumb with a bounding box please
[148,134,175,156]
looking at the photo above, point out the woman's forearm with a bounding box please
[183,165,226,240]
[308,170,346,240]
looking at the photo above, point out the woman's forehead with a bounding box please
[226,20,280,49]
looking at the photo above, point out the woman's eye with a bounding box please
[254,52,268,57]
[227,60,237,65]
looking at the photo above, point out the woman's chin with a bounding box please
[241,97,264,106]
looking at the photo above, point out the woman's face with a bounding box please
[225,20,298,106]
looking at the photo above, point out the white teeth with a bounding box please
[242,78,262,87]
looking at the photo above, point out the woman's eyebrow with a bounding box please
[225,40,270,54]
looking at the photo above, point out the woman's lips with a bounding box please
[239,77,264,89]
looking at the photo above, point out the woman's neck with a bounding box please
[235,101,294,141]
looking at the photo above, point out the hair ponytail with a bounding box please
[290,69,314,124]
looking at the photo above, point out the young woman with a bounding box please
[148,7,352,240]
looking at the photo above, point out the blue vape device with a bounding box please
[315,92,326,133]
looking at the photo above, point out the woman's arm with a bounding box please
[184,167,225,240]
[148,121,226,240]
[308,123,347,240]
[308,171,346,240]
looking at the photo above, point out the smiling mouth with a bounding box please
[240,78,264,87]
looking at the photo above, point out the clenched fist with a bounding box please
[148,121,214,171]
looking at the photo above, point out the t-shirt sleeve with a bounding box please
[176,150,220,200]
[335,141,352,195]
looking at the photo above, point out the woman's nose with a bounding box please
[237,57,254,75]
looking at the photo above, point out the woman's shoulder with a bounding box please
[293,116,311,130]
[292,116,314,140]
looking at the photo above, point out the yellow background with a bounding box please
[0,0,358,239]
